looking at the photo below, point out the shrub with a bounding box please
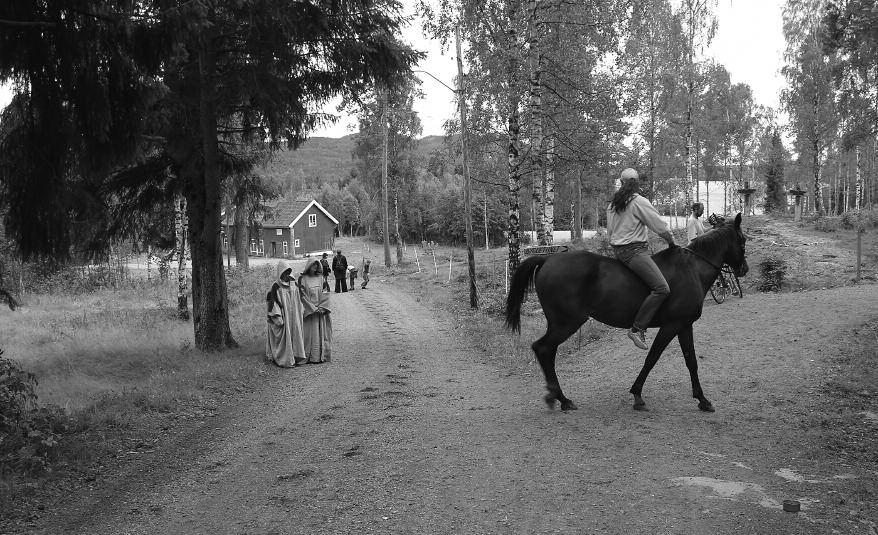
[0,351,67,475]
[841,209,877,231]
[757,257,787,292]
[814,216,842,232]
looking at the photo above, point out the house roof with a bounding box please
[262,197,310,227]
[224,196,338,228]
[290,199,339,226]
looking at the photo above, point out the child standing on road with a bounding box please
[348,265,358,291]
[360,259,371,289]
[319,252,331,291]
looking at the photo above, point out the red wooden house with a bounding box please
[222,197,338,258]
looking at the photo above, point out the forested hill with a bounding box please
[259,134,446,192]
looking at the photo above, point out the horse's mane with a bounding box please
[687,222,735,258]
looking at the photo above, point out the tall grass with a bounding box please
[0,266,275,519]
[3,270,269,411]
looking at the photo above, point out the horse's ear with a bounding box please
[734,213,742,228]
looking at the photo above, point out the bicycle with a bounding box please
[709,264,743,304]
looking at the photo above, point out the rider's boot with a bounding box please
[627,328,649,350]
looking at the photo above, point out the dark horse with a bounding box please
[505,213,748,412]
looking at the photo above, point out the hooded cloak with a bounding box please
[299,258,332,363]
[265,261,306,367]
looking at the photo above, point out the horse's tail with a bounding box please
[505,255,547,333]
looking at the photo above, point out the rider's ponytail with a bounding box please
[610,177,640,213]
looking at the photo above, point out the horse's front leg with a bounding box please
[629,325,679,411]
[678,323,714,412]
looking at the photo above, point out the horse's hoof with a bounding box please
[544,394,557,409]
[633,400,648,411]
[698,401,715,412]
[560,400,578,411]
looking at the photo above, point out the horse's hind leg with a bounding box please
[629,324,679,411]
[532,320,583,411]
[678,324,714,412]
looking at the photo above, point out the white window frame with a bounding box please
[223,236,228,249]
[250,239,257,254]
[308,213,317,227]
[283,241,288,256]
[294,238,300,248]
[258,239,264,255]
[275,228,283,236]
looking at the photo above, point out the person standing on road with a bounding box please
[686,202,706,244]
[606,168,677,351]
[320,252,331,292]
[299,258,332,363]
[331,250,348,293]
[360,259,371,289]
[265,261,306,367]
[348,264,358,291]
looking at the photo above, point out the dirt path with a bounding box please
[25,281,878,535]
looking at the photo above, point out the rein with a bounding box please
[681,246,723,271]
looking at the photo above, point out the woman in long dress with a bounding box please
[265,261,306,367]
[299,258,332,363]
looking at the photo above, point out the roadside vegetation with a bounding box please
[0,266,273,522]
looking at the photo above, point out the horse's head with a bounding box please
[724,213,749,277]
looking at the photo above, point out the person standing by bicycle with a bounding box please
[686,202,706,245]
[607,168,677,350]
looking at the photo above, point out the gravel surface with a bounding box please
[24,278,878,535]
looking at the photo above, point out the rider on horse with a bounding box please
[606,168,677,350]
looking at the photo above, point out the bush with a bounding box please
[814,216,842,232]
[757,257,787,292]
[0,351,67,475]
[841,209,877,231]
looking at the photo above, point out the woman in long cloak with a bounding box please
[299,258,332,363]
[265,261,306,367]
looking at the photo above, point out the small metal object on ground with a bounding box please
[782,500,801,512]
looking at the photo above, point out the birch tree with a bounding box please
[782,0,838,214]
[174,194,190,320]
[678,0,717,208]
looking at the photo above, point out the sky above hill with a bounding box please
[0,0,786,139]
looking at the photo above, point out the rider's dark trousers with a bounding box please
[613,242,670,331]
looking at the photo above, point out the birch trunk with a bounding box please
[543,136,554,245]
[529,0,545,246]
[484,192,489,250]
[855,144,862,210]
[506,45,522,272]
[175,194,190,320]
[394,191,403,265]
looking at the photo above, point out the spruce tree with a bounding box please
[0,1,418,350]
[763,129,787,213]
